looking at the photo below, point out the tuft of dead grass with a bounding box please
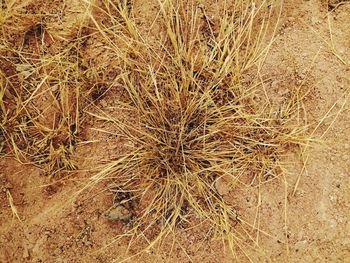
[0,0,93,176]
[0,0,320,260]
[81,0,312,259]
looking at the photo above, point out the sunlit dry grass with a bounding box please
[0,0,90,175]
[80,0,312,259]
[0,0,317,260]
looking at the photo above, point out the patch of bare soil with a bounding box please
[1,0,350,262]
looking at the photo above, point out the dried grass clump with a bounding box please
[0,1,89,175]
[0,43,82,174]
[0,0,311,258]
[85,0,310,257]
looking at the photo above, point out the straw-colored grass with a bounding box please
[0,0,315,260]
[0,2,85,175]
[0,47,79,174]
[80,0,311,259]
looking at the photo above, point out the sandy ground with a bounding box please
[1,0,350,262]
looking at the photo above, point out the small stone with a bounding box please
[104,205,132,221]
[215,177,230,196]
[16,64,33,80]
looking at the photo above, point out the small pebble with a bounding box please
[104,205,132,221]
[215,177,230,196]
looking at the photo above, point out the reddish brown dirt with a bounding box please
[1,0,350,262]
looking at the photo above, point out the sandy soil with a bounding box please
[1,0,350,262]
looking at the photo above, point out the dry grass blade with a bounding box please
[6,188,22,222]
